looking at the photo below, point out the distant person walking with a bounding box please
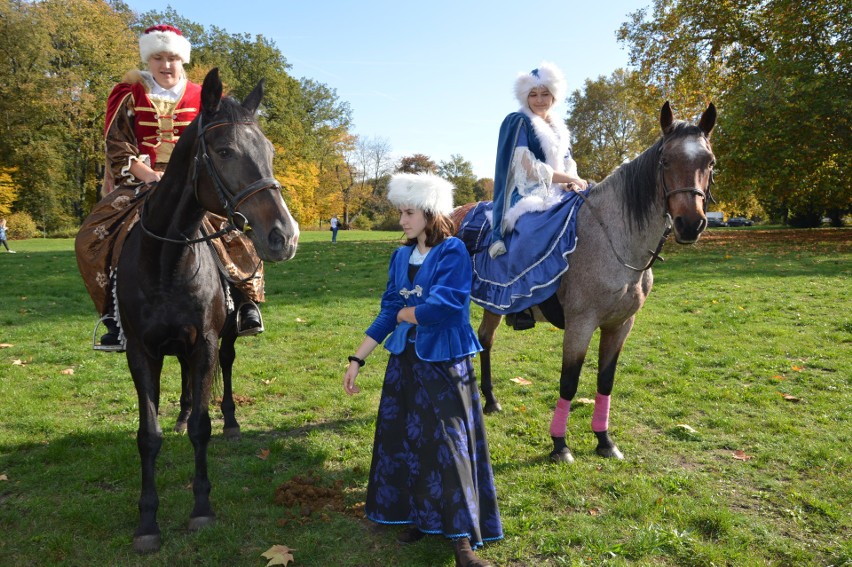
[330,214,341,242]
[0,219,15,253]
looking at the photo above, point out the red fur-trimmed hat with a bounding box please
[139,25,191,63]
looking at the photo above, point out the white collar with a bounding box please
[409,247,430,266]
[150,77,186,101]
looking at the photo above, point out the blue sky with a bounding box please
[127,0,651,178]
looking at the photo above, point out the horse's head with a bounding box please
[658,101,716,244]
[194,68,299,262]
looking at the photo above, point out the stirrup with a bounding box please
[92,315,125,352]
[236,302,264,337]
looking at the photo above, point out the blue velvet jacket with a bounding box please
[365,237,482,362]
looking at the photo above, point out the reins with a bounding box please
[575,135,713,273]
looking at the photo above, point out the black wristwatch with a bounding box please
[348,355,365,367]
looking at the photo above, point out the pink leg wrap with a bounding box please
[592,393,611,432]
[549,398,572,437]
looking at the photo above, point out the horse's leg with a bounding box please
[592,318,634,460]
[128,351,165,554]
[477,310,504,413]
[174,354,191,433]
[219,326,241,440]
[186,346,216,531]
[549,323,596,463]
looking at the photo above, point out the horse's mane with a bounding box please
[594,120,707,231]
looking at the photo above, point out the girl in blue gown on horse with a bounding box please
[343,173,502,567]
[458,62,589,330]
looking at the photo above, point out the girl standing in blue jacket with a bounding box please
[344,172,502,567]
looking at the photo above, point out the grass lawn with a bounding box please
[0,227,850,566]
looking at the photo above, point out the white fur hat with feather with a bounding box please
[387,173,454,216]
[139,25,191,64]
[514,61,567,107]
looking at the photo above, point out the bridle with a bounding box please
[140,112,281,245]
[576,133,715,272]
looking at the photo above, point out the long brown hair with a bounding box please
[404,211,454,248]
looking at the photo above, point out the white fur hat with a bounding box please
[139,25,191,63]
[387,173,454,216]
[514,61,567,107]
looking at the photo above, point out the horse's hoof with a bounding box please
[483,401,503,414]
[174,421,187,434]
[223,426,241,440]
[133,534,161,554]
[188,515,215,531]
[549,448,575,464]
[596,444,624,460]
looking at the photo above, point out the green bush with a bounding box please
[48,226,80,239]
[4,211,39,239]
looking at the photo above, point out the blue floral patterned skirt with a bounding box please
[365,344,503,548]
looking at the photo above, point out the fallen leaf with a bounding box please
[12,359,25,366]
[510,376,532,386]
[732,450,753,461]
[588,507,601,516]
[262,544,295,566]
[575,397,595,405]
[675,424,697,434]
[771,375,786,381]
[0,474,8,481]
[781,393,801,402]
[257,448,270,460]
[60,368,74,375]
[295,317,305,323]
[514,405,527,412]
[791,365,804,372]
[0,343,13,348]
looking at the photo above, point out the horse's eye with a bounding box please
[216,148,232,159]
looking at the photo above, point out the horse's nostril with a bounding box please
[268,228,284,252]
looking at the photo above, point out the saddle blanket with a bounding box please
[457,189,585,315]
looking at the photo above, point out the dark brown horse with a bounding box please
[113,68,298,552]
[464,102,716,463]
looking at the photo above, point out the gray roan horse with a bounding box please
[470,101,716,463]
[115,68,298,552]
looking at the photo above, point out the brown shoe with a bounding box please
[452,537,492,567]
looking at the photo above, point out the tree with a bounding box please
[567,69,660,182]
[396,154,436,174]
[0,0,137,230]
[618,0,851,225]
[438,155,477,205]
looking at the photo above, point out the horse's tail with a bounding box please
[451,202,478,234]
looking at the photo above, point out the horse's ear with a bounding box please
[243,79,265,114]
[660,101,674,133]
[698,102,717,137]
[201,67,223,115]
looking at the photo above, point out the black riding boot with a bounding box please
[506,308,535,331]
[100,317,121,346]
[237,302,264,336]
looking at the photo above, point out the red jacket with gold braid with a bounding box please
[104,76,201,169]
